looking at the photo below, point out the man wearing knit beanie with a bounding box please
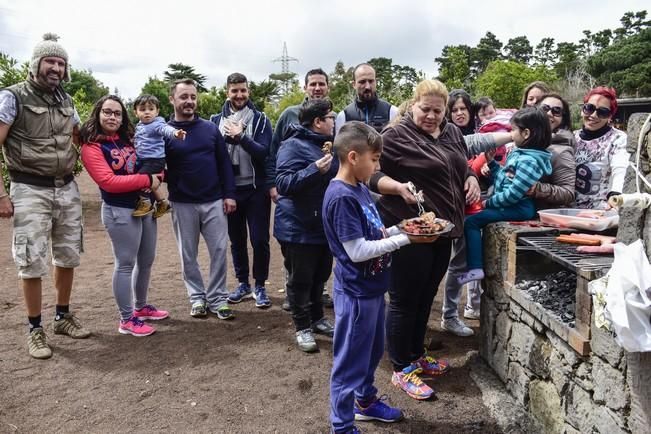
[0,33,89,360]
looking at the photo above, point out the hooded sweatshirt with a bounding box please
[485,147,552,209]
[530,129,576,209]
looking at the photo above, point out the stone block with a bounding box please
[592,357,628,411]
[529,336,552,379]
[495,311,512,343]
[549,347,571,395]
[626,351,651,434]
[592,406,628,434]
[509,322,537,366]
[591,323,623,368]
[546,330,581,368]
[480,298,498,362]
[573,362,593,392]
[564,383,595,433]
[529,380,564,433]
[492,341,509,383]
[561,423,581,434]
[507,361,531,405]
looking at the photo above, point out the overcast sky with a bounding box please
[0,0,647,99]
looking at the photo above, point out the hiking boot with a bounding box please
[391,364,434,400]
[152,199,172,219]
[133,304,169,320]
[296,329,318,353]
[414,354,450,376]
[282,298,291,312]
[464,306,480,320]
[311,317,334,337]
[132,198,154,217]
[227,283,253,304]
[190,301,207,318]
[53,313,91,338]
[354,395,404,423]
[119,317,155,337]
[28,328,52,359]
[441,317,474,337]
[253,286,271,308]
[210,305,234,320]
[322,292,334,308]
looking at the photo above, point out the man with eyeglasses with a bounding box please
[335,63,399,135]
[0,33,89,359]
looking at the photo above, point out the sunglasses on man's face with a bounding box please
[541,104,563,117]
[582,103,611,119]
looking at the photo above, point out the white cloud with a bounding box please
[0,0,647,99]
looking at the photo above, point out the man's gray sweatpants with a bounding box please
[170,200,229,310]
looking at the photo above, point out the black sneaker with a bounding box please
[311,317,334,337]
[282,298,291,312]
[210,305,234,320]
[322,293,334,308]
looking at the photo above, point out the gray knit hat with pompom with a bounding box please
[30,33,71,82]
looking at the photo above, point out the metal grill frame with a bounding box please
[517,235,614,273]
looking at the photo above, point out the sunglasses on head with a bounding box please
[541,104,563,117]
[582,103,611,119]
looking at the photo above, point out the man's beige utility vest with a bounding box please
[2,81,77,178]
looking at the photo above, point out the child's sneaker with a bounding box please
[311,317,334,337]
[414,354,450,376]
[441,317,474,337]
[209,305,234,320]
[464,306,481,320]
[457,268,485,285]
[391,364,434,400]
[354,395,404,423]
[253,286,271,308]
[296,329,318,352]
[227,283,253,303]
[119,317,155,337]
[132,198,154,217]
[190,301,207,318]
[27,327,52,359]
[152,199,172,219]
[133,304,169,320]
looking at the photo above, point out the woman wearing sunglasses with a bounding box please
[527,93,576,209]
[573,87,629,209]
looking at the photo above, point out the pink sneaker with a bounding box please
[391,364,434,400]
[133,304,169,320]
[414,355,451,376]
[119,317,155,337]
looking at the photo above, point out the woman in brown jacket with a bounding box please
[369,79,480,400]
[528,93,576,209]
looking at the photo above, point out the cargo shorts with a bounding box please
[10,181,83,278]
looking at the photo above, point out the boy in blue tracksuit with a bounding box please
[210,73,273,308]
[322,122,438,434]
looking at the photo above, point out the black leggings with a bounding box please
[386,238,452,371]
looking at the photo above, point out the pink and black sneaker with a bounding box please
[133,304,169,320]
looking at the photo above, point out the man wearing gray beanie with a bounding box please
[0,33,89,359]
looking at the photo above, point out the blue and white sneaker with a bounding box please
[354,395,403,423]
[227,283,253,304]
[253,286,271,308]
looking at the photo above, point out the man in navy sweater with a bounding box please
[166,79,237,320]
[210,73,272,308]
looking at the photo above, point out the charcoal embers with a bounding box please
[515,270,576,327]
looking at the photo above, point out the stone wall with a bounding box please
[480,114,651,433]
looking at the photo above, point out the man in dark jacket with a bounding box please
[210,73,272,308]
[274,98,337,352]
[166,79,236,320]
[335,63,399,134]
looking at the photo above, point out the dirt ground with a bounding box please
[0,173,502,434]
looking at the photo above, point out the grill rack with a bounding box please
[517,235,614,273]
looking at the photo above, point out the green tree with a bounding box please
[367,57,421,105]
[471,31,503,76]
[266,83,304,127]
[613,10,650,40]
[533,37,557,68]
[475,60,557,108]
[0,53,28,88]
[435,45,473,90]
[503,36,533,64]
[163,63,208,92]
[140,76,174,119]
[328,61,354,111]
[196,86,226,119]
[554,42,581,78]
[249,79,280,113]
[269,72,298,96]
[64,69,109,107]
[587,27,651,96]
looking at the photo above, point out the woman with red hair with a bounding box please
[574,87,629,209]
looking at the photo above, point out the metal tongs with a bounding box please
[407,182,426,216]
